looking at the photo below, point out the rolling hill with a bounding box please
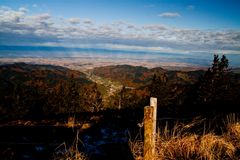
[0,62,91,90]
[91,65,205,88]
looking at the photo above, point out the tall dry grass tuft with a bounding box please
[54,130,88,160]
[130,114,240,160]
[155,134,200,160]
[224,113,240,156]
[128,130,144,160]
[128,139,143,160]
[225,123,240,149]
[199,133,235,160]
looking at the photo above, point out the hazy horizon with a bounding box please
[0,0,240,68]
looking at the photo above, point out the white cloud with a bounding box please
[0,6,240,56]
[19,7,28,13]
[82,19,93,25]
[68,18,80,24]
[159,12,181,18]
[0,7,26,24]
[143,24,167,31]
[31,13,50,21]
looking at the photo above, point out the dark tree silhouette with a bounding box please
[195,54,233,113]
[65,74,83,113]
[80,83,103,112]
[149,73,173,107]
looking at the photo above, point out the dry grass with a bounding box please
[224,114,240,155]
[129,138,143,160]
[53,130,88,160]
[128,129,144,160]
[129,114,240,160]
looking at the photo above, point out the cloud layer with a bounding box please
[0,6,240,55]
[159,12,181,18]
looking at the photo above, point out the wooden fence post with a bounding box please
[150,97,157,156]
[144,106,154,160]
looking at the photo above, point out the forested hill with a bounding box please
[0,63,96,119]
[0,62,90,87]
[1,59,240,119]
[91,65,205,88]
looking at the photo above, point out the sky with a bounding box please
[0,0,240,66]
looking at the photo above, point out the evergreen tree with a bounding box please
[119,86,141,109]
[81,83,103,112]
[196,54,231,105]
[149,73,173,107]
[67,74,81,113]
[46,81,66,114]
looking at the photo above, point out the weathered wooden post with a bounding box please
[144,106,154,160]
[150,97,157,156]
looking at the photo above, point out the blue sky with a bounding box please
[0,0,240,66]
[1,0,240,29]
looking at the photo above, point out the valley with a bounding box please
[1,0,240,159]
[83,70,123,106]
[0,59,240,160]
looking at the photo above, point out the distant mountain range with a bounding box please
[1,45,240,68]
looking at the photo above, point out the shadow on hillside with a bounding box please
[77,109,142,160]
[0,108,143,160]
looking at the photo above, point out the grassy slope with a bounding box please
[130,114,240,160]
